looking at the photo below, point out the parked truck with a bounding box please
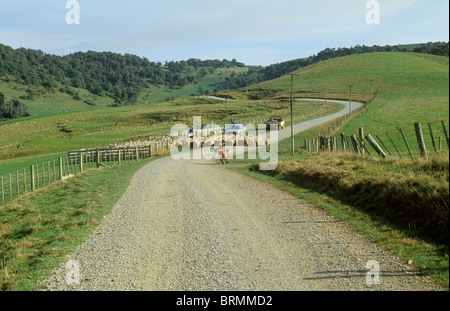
[265,116,285,130]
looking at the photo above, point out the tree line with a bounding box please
[0,44,245,105]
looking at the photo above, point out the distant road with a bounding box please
[276,98,364,142]
[199,96,236,102]
[196,96,363,142]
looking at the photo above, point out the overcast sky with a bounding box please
[0,0,448,66]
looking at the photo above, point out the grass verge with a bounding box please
[226,112,449,290]
[0,156,160,291]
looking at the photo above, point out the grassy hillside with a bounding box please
[227,52,449,288]
[0,77,115,117]
[256,52,449,133]
[0,65,250,118]
[137,66,250,103]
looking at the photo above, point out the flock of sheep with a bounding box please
[174,127,270,149]
[109,127,270,152]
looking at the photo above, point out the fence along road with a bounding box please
[43,99,442,291]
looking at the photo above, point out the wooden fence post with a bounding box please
[59,157,63,180]
[399,128,414,160]
[23,168,26,193]
[350,135,361,154]
[441,121,449,149]
[376,135,392,156]
[30,165,35,191]
[42,163,45,186]
[414,122,428,160]
[357,137,371,155]
[47,162,51,183]
[366,134,387,158]
[345,136,351,151]
[96,150,100,168]
[135,147,139,162]
[427,123,438,155]
[8,174,12,200]
[386,132,402,158]
[80,153,84,173]
[340,133,346,152]
[118,150,122,165]
[16,172,19,196]
[359,128,365,155]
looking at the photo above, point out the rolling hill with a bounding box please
[0,43,251,118]
[226,52,449,287]
[244,52,449,153]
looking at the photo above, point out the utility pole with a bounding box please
[290,73,299,156]
[226,82,229,104]
[348,84,353,114]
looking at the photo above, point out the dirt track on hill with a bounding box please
[43,154,442,291]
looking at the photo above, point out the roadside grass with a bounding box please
[226,123,449,289]
[0,152,67,176]
[0,156,159,291]
[229,158,449,289]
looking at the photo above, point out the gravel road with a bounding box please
[43,99,442,291]
[43,154,442,291]
[276,98,364,142]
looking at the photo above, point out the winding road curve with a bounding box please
[43,100,442,291]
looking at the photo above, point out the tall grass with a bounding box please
[228,151,449,288]
[258,153,449,245]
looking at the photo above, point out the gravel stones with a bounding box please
[43,156,442,291]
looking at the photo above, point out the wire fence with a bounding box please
[303,119,450,160]
[0,138,174,205]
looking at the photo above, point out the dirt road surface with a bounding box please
[43,154,441,291]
